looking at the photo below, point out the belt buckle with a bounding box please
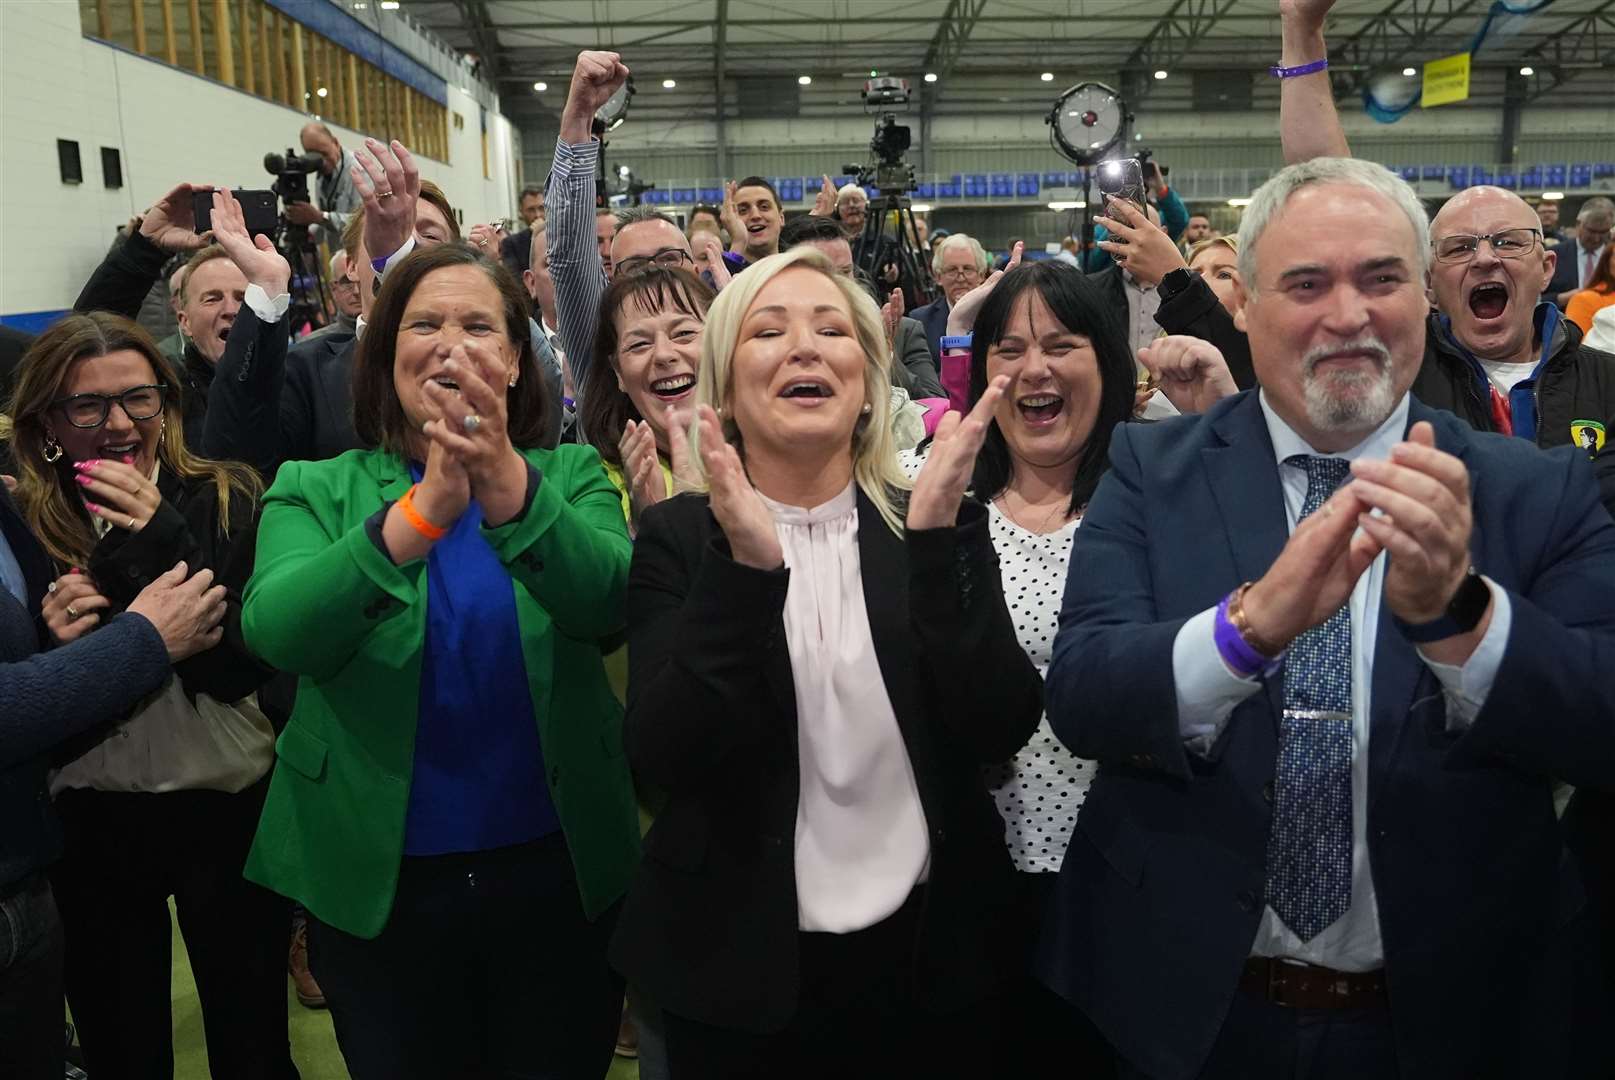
[1268,958,1304,1007]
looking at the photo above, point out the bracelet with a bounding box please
[1227,581,1285,659]
[1215,593,1280,679]
[940,333,973,352]
[1270,58,1329,79]
[397,484,448,541]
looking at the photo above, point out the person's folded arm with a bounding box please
[623,501,789,793]
[0,613,170,769]
[480,448,631,642]
[1046,423,1198,779]
[1444,453,1615,787]
[241,461,420,681]
[908,500,1044,763]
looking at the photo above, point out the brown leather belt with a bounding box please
[1239,957,1388,1010]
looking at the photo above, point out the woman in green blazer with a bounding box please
[241,242,640,1080]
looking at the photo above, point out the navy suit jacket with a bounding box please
[910,296,950,366]
[1039,392,1615,1080]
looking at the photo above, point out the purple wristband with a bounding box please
[1270,58,1329,79]
[1214,594,1279,680]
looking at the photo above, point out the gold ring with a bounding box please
[67,604,79,619]
[377,190,395,199]
[127,516,136,529]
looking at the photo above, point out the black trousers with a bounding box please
[663,888,998,1080]
[989,870,1119,1078]
[50,776,297,1080]
[308,830,622,1080]
[0,872,65,1080]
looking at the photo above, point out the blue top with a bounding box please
[403,468,560,855]
[1081,186,1191,273]
[0,528,26,606]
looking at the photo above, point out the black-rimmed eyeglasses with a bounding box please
[616,248,695,275]
[1432,228,1542,264]
[49,385,168,429]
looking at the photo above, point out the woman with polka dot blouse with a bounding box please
[901,260,1138,1071]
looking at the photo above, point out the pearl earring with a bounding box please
[860,402,872,414]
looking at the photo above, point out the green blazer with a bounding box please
[241,444,640,939]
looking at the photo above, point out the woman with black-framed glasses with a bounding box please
[2,310,296,1078]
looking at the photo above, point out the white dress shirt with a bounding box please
[761,482,930,934]
[1170,392,1512,970]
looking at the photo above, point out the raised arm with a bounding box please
[549,51,629,404]
[1279,0,1350,161]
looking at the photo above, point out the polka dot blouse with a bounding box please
[899,448,1091,874]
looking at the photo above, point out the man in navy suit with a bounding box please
[1040,157,1615,1079]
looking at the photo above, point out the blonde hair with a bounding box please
[690,247,910,534]
[1186,234,1239,267]
[2,312,261,568]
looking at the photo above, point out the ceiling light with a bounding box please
[532,81,547,92]
[316,86,328,98]
[352,2,367,8]
[379,0,399,9]
[909,203,933,213]
[1542,191,1565,200]
[1519,65,1534,76]
[1048,200,1087,210]
[662,79,676,89]
[1402,67,1417,76]
[618,165,631,178]
[923,72,937,83]
[798,74,812,85]
[1153,69,1168,80]
[1228,197,1252,207]
[1040,72,1055,82]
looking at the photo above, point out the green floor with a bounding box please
[151,900,639,1080]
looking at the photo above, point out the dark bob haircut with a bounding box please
[968,261,1136,516]
[779,215,846,250]
[580,266,715,466]
[352,242,549,456]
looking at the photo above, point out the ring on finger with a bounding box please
[463,413,483,434]
[67,604,79,619]
[377,190,395,199]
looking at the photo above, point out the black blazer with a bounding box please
[611,489,1043,1033]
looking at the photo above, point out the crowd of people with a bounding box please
[2,0,1614,1078]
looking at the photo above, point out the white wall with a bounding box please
[0,0,520,319]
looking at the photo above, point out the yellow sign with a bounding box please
[1572,419,1606,454]
[1422,52,1471,108]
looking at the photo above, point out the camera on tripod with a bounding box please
[263,148,326,210]
[844,77,917,195]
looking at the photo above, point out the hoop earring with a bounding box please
[42,434,63,463]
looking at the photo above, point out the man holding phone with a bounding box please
[1081,157,1188,275]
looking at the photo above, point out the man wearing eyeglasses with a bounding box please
[1418,186,1615,467]
[910,234,991,364]
[298,251,362,348]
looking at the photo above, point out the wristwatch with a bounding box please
[1158,267,1193,302]
[1395,568,1491,643]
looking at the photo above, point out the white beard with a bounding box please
[1301,338,1398,433]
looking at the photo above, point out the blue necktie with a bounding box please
[1264,454,1354,942]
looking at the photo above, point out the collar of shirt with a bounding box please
[1258,388,1411,476]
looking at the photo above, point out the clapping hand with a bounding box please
[353,138,421,269]
[945,242,1023,336]
[138,183,214,254]
[1138,335,1239,415]
[720,181,747,253]
[881,287,905,349]
[906,375,1011,531]
[620,409,699,533]
[695,405,782,570]
[1348,422,1480,632]
[1243,485,1382,651]
[419,343,523,496]
[72,457,163,534]
[211,188,292,295]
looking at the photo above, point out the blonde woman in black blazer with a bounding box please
[611,247,1043,1078]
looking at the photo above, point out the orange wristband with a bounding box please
[397,484,447,541]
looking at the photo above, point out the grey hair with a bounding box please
[931,233,990,275]
[1237,157,1430,293]
[836,183,866,205]
[1579,197,1614,227]
[328,250,347,277]
[613,204,679,231]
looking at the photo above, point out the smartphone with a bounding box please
[1096,158,1148,216]
[192,189,280,238]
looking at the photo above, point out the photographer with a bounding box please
[73,182,292,450]
[283,122,362,250]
